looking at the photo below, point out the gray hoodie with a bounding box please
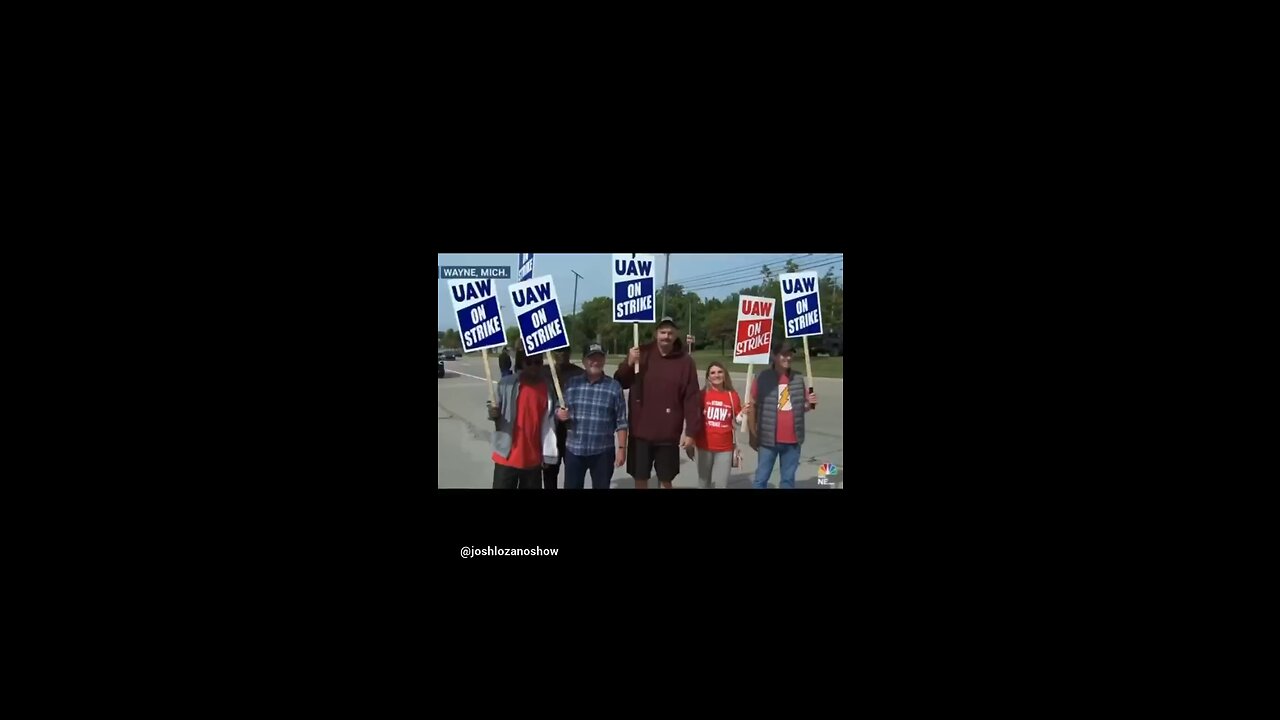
[490,373,561,464]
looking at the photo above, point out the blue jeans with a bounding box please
[754,443,801,488]
[564,451,614,489]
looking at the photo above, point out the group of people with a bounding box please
[486,316,818,489]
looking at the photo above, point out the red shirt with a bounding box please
[752,374,798,445]
[492,380,549,469]
[696,388,741,452]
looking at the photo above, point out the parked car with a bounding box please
[809,328,844,356]
[439,356,446,377]
[441,349,458,360]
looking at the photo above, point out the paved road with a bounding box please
[437,353,844,489]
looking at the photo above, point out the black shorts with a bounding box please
[627,439,680,482]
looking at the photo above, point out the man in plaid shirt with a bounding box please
[555,343,629,489]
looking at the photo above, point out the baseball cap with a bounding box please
[583,343,606,358]
[657,315,679,329]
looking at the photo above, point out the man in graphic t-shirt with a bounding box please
[747,340,819,489]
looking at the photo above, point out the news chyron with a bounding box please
[439,265,512,279]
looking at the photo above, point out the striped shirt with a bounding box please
[563,373,628,456]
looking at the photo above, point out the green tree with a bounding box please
[744,267,785,332]
[442,328,461,348]
[820,266,843,330]
[706,304,737,355]
[575,296,613,345]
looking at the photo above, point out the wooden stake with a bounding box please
[480,347,496,405]
[633,322,640,374]
[547,351,566,408]
[802,336,816,409]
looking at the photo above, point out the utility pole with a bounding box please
[498,304,507,348]
[570,270,584,315]
[661,253,671,318]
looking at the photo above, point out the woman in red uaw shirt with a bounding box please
[692,362,743,489]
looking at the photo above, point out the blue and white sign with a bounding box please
[508,274,570,355]
[611,253,656,323]
[779,271,824,338]
[448,278,507,353]
[518,253,535,282]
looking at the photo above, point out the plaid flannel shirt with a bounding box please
[563,373,628,456]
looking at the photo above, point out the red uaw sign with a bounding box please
[734,294,774,365]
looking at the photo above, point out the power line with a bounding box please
[679,258,843,296]
[666,254,799,286]
[665,253,810,287]
[678,255,843,295]
[673,255,839,293]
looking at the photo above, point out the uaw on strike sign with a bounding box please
[734,294,774,364]
[448,278,506,352]
[612,253,656,322]
[509,275,570,355]
[779,271,823,338]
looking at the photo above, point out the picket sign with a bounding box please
[448,277,507,404]
[780,271,823,410]
[508,274,570,409]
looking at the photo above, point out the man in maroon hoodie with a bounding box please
[614,316,703,489]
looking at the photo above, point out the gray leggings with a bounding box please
[697,449,734,488]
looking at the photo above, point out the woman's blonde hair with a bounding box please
[703,361,736,393]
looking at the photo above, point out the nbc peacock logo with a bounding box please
[818,463,838,478]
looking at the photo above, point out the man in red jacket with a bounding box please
[614,316,703,489]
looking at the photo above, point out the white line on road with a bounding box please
[449,369,497,384]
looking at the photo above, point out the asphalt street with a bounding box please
[437,352,844,489]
